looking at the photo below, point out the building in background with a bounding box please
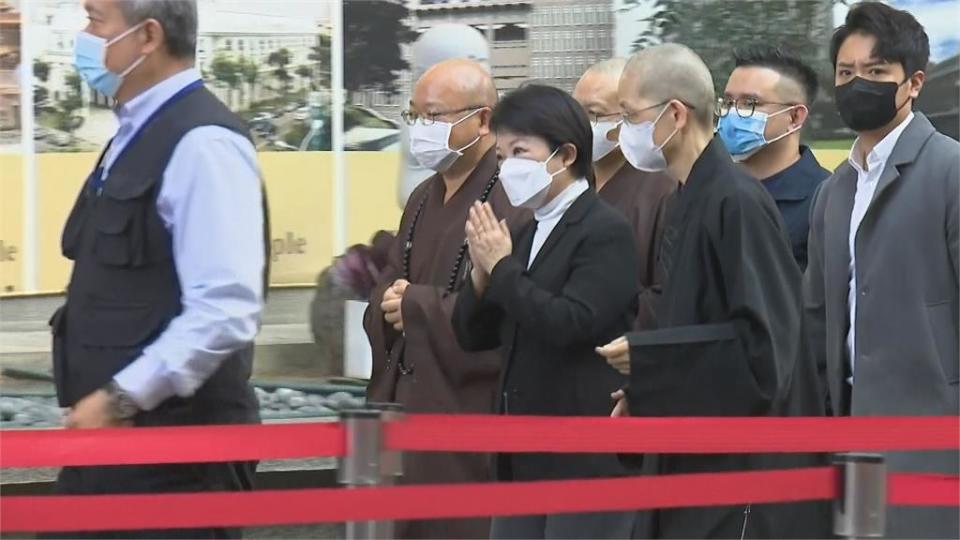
[0,0,21,142]
[196,5,323,111]
[29,0,324,111]
[528,0,614,91]
[917,53,960,141]
[353,0,614,122]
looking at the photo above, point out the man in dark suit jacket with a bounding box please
[805,3,959,538]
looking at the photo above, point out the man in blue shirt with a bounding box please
[717,45,830,270]
[49,1,267,537]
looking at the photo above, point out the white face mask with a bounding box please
[619,104,678,172]
[592,120,622,162]
[408,108,483,172]
[500,147,566,209]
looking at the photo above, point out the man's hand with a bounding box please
[596,336,630,375]
[66,389,129,429]
[466,202,512,274]
[610,389,629,417]
[381,279,410,332]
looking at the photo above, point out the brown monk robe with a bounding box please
[363,60,529,540]
[597,165,674,328]
[574,59,677,330]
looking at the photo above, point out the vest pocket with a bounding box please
[93,196,143,267]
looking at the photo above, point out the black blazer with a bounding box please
[452,189,639,482]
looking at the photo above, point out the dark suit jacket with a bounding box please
[453,189,639,482]
[804,112,959,538]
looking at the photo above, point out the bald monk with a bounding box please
[574,59,676,329]
[597,44,829,539]
[363,60,529,540]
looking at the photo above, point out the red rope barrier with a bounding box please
[386,415,960,454]
[0,422,345,468]
[889,473,960,507]
[2,470,955,533]
[0,467,838,532]
[1,415,957,468]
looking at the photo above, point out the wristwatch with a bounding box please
[104,380,140,420]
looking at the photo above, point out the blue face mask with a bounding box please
[717,105,800,162]
[73,23,146,99]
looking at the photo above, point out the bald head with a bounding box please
[584,57,627,79]
[621,44,715,128]
[415,59,497,111]
[574,58,627,122]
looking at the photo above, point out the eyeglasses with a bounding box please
[588,112,622,126]
[716,97,796,119]
[400,106,484,126]
[621,99,697,125]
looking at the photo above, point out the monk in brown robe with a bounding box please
[574,58,677,329]
[363,59,529,539]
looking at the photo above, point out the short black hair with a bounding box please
[830,1,930,77]
[733,45,820,104]
[491,84,594,182]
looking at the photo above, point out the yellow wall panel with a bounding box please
[0,154,24,293]
[1,147,847,296]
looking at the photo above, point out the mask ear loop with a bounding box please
[451,107,487,154]
[764,104,806,145]
[654,101,680,151]
[105,21,147,47]
[105,21,148,81]
[893,75,917,114]
[543,145,568,178]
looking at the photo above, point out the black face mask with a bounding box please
[835,76,910,132]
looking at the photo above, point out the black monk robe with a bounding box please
[625,139,830,539]
[363,147,530,540]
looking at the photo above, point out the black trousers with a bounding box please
[43,461,256,539]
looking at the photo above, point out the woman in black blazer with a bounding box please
[452,84,640,539]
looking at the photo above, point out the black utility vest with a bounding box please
[51,85,269,425]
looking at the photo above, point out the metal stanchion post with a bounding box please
[366,403,405,486]
[365,403,405,540]
[833,453,887,540]
[338,408,384,540]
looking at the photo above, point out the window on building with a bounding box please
[225,39,232,51]
[495,24,526,42]
[238,40,245,51]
